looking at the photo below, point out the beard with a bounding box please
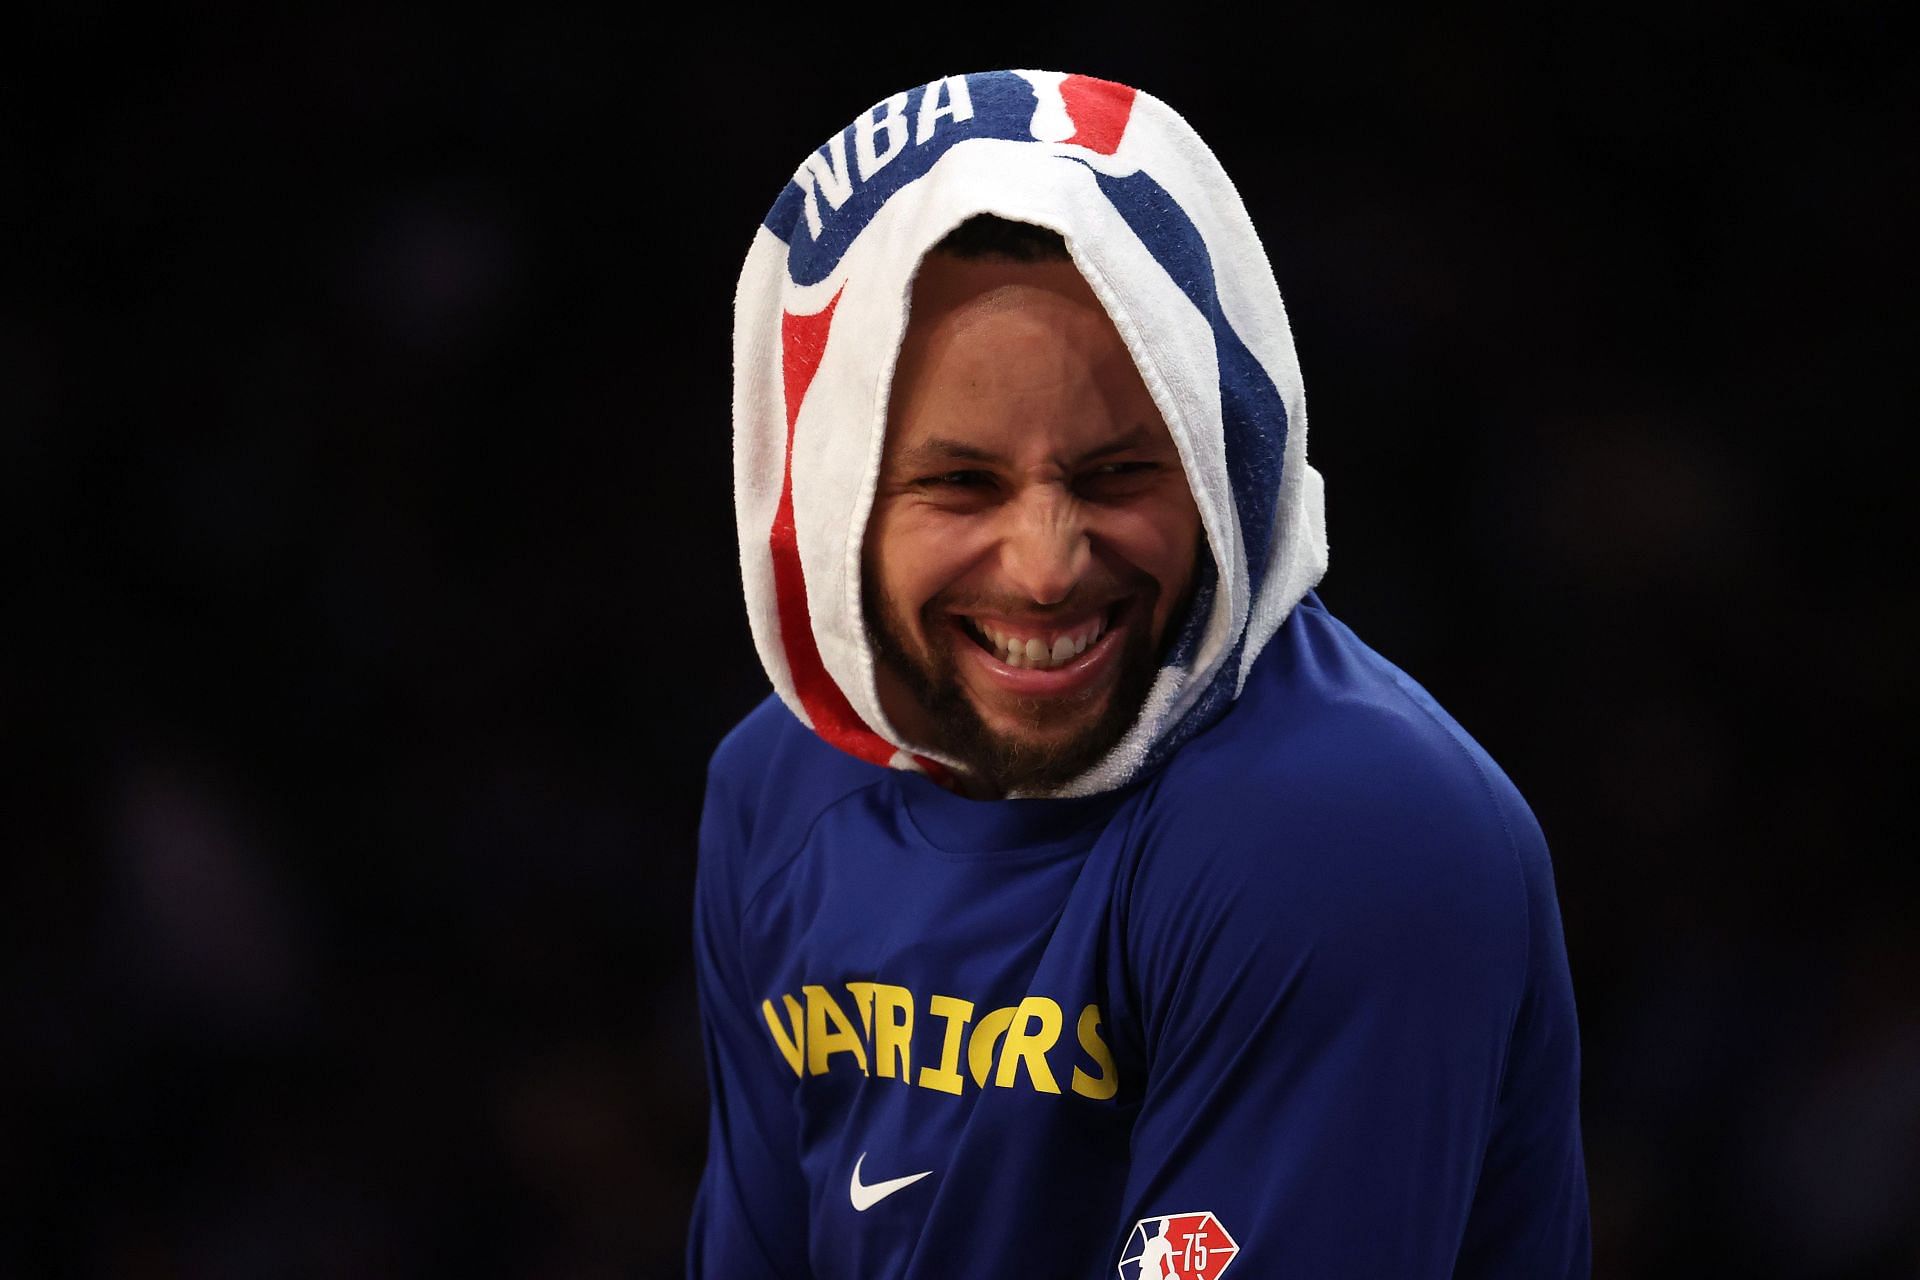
[861,573,1175,796]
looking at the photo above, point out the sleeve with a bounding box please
[1112,747,1589,1279]
[1450,782,1591,1278]
[685,759,812,1280]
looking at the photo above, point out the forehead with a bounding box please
[898,253,1114,365]
[886,253,1169,457]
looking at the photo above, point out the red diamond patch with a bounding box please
[1117,1210,1238,1279]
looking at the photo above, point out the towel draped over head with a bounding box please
[733,70,1328,797]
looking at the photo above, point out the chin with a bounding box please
[865,580,1165,794]
[971,699,1109,756]
[952,671,1146,793]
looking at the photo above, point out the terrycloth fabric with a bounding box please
[733,70,1328,797]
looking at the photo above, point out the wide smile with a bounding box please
[947,602,1128,698]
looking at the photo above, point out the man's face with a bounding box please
[862,253,1204,794]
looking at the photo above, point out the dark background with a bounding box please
[11,9,1915,1277]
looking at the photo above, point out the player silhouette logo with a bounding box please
[1116,1210,1239,1279]
[1140,1218,1182,1279]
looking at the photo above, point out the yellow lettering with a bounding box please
[967,1006,1019,1088]
[918,994,975,1095]
[761,993,805,1078]
[803,983,869,1076]
[1070,1003,1119,1100]
[994,996,1063,1093]
[782,981,1104,1100]
[868,984,914,1080]
[844,982,878,1037]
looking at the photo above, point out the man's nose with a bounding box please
[999,488,1089,606]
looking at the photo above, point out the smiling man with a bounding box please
[691,72,1589,1279]
[863,234,1203,797]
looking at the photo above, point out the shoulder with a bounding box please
[1147,596,1539,889]
[700,694,890,905]
[1127,599,1539,1011]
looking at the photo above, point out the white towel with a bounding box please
[732,70,1328,797]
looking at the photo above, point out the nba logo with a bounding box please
[1117,1211,1239,1279]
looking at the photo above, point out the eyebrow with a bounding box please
[892,426,1157,473]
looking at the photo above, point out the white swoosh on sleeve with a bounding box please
[849,1152,933,1211]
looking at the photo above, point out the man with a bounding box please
[692,71,1588,1279]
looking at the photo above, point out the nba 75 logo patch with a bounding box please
[1117,1211,1239,1279]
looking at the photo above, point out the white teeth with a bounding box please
[971,612,1112,669]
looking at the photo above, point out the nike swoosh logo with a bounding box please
[849,1151,933,1211]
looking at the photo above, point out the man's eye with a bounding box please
[916,471,994,489]
[1079,461,1160,492]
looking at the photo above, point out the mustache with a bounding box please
[926,575,1154,622]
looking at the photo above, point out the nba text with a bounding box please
[793,75,974,240]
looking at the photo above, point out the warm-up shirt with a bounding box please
[688,593,1590,1278]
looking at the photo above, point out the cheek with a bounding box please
[1107,504,1201,587]
[1098,501,1203,633]
[867,509,978,633]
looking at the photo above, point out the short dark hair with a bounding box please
[930,214,1071,262]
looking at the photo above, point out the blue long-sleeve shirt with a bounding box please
[688,594,1590,1278]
